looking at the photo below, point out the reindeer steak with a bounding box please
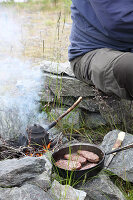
[80,163,97,170]
[55,159,81,170]
[77,150,99,163]
[64,153,87,165]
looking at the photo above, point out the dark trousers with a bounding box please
[70,48,133,100]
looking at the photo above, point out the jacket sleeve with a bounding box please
[89,0,133,42]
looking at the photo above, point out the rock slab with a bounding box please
[0,156,48,187]
[76,173,126,200]
[0,183,54,200]
[100,129,133,182]
[48,180,87,200]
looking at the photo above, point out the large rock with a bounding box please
[100,130,133,182]
[40,61,133,130]
[40,60,74,77]
[76,173,126,200]
[0,155,49,187]
[48,180,87,200]
[0,183,54,200]
[44,73,95,98]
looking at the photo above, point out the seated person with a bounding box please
[68,0,133,100]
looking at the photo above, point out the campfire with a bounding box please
[0,97,82,160]
[0,125,62,160]
[0,133,61,160]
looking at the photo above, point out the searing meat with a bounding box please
[77,150,99,163]
[64,153,87,165]
[80,163,97,170]
[55,159,81,170]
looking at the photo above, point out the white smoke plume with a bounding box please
[0,6,45,141]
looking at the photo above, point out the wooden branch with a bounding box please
[45,96,82,131]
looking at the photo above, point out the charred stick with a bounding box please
[0,144,34,157]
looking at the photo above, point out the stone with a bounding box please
[28,155,52,191]
[42,154,52,176]
[78,98,99,112]
[0,156,47,187]
[44,74,94,98]
[0,183,54,200]
[83,112,106,128]
[95,92,133,129]
[48,180,87,200]
[76,173,126,200]
[28,171,51,191]
[50,107,81,129]
[40,60,74,77]
[41,72,99,112]
[61,96,99,112]
[100,129,133,182]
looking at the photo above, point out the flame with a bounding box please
[43,142,51,152]
[25,142,51,157]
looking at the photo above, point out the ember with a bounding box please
[25,142,51,157]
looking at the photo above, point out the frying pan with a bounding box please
[51,142,133,181]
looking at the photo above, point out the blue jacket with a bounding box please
[68,0,133,61]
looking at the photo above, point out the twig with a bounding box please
[51,132,63,151]
[0,144,34,160]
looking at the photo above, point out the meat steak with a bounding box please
[55,159,81,170]
[77,150,99,163]
[64,153,87,164]
[80,163,97,170]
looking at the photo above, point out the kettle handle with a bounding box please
[45,97,82,131]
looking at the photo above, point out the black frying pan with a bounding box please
[51,142,133,181]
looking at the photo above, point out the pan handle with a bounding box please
[105,143,133,155]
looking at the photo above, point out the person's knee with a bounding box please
[113,53,133,97]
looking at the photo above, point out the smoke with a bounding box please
[0,6,23,56]
[0,57,46,141]
[0,6,46,141]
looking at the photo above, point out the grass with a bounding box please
[1,0,133,199]
[1,0,71,62]
[2,0,71,11]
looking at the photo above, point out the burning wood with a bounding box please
[25,142,51,157]
[0,130,63,160]
[0,142,51,159]
[0,144,30,160]
[25,132,63,157]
